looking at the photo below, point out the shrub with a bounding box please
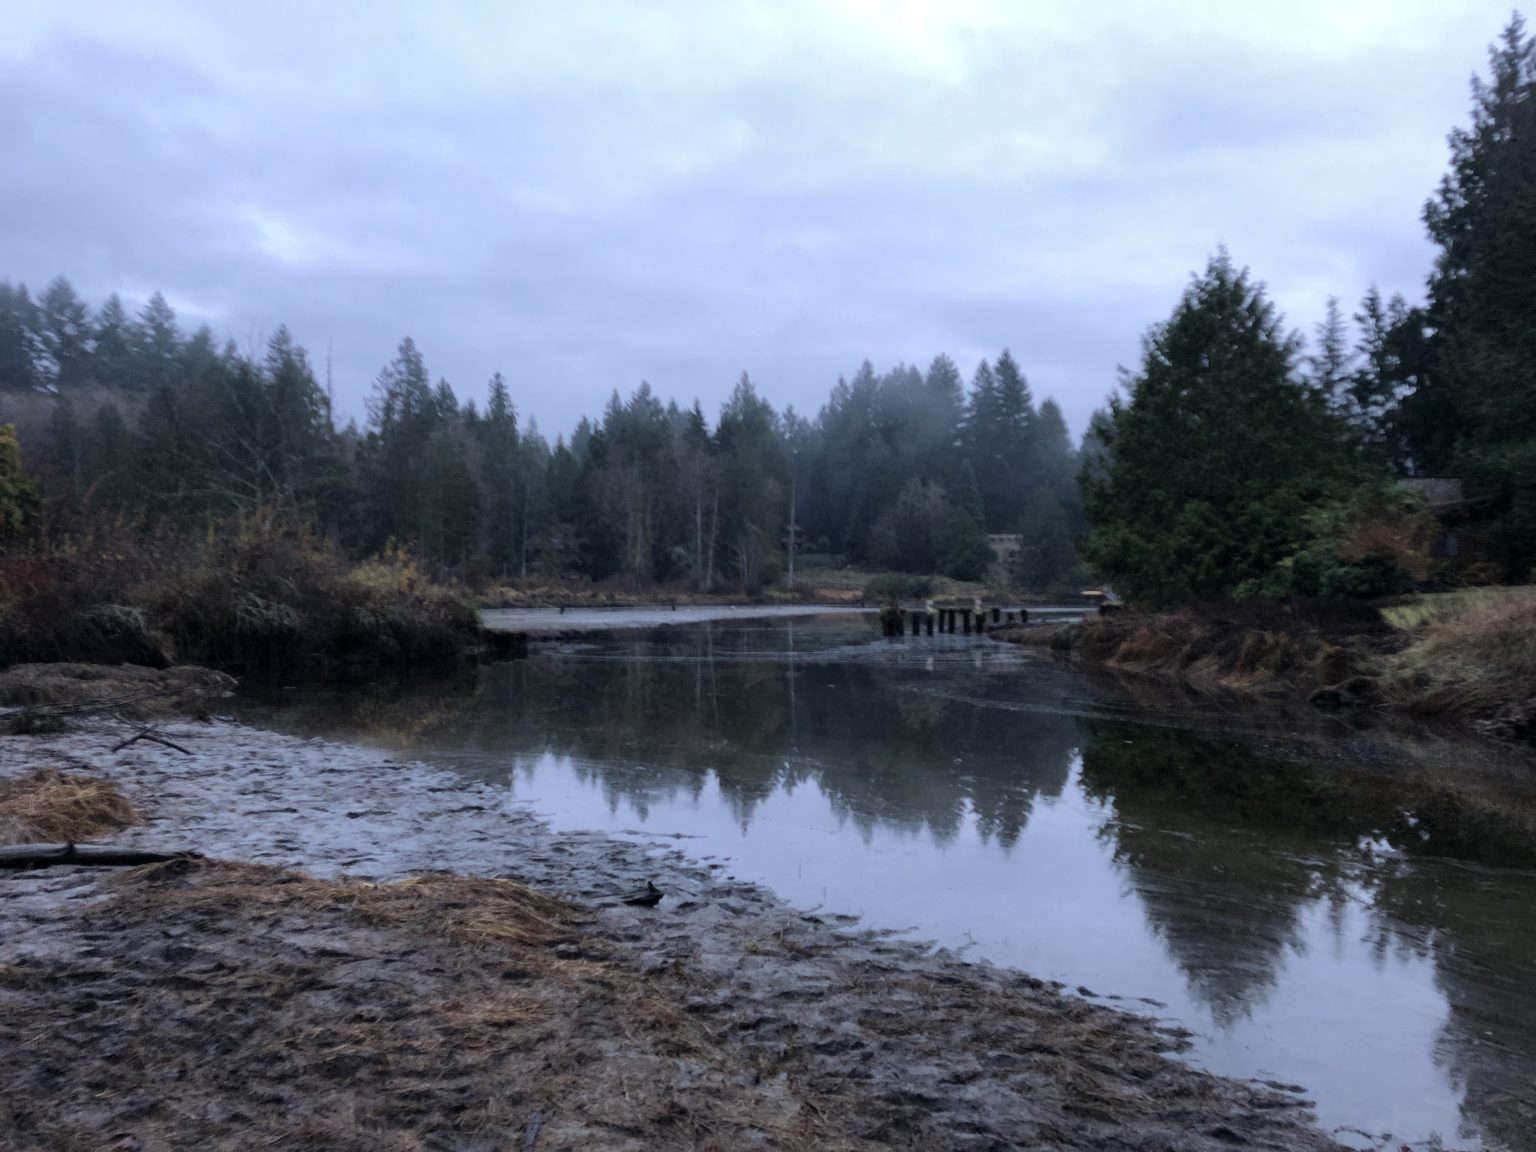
[0,516,480,680]
[861,573,932,602]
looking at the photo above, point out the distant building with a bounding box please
[1397,476,1501,580]
[987,534,1022,569]
[1399,476,1468,512]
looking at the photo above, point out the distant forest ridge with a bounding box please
[0,277,1084,590]
[1,15,1532,597]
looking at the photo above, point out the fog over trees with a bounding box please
[0,278,1085,591]
[0,14,1532,599]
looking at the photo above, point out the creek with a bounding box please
[240,611,1536,1151]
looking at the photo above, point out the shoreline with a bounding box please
[481,602,873,636]
[994,595,1536,748]
[0,708,1344,1150]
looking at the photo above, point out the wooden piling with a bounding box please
[910,610,921,636]
[481,630,530,661]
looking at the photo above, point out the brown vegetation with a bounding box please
[0,768,135,845]
[0,858,863,1151]
[1384,588,1536,740]
[0,663,235,722]
[0,854,1333,1151]
[1003,591,1536,743]
[0,520,480,680]
[1014,600,1399,698]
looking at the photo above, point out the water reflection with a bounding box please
[241,616,1536,1150]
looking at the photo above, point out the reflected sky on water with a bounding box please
[241,613,1536,1150]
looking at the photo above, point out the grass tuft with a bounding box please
[1384,587,1536,731]
[0,768,137,845]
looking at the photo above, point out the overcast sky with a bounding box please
[0,1,1515,440]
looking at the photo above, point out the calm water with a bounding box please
[241,614,1536,1150]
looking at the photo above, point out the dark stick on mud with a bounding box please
[111,729,193,756]
[0,843,202,870]
[621,880,664,907]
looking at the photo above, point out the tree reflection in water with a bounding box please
[241,617,1536,1150]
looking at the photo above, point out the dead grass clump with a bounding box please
[123,859,583,950]
[355,875,580,948]
[4,710,66,735]
[1,857,863,1152]
[1387,587,1536,733]
[1,518,480,682]
[0,768,136,845]
[1024,602,1377,698]
[0,662,234,720]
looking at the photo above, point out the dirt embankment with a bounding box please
[0,675,1343,1152]
[999,593,1536,744]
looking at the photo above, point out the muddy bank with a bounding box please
[997,597,1536,745]
[0,707,1343,1150]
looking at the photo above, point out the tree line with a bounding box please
[2,13,1530,604]
[0,279,1085,592]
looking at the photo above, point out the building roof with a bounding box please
[1399,476,1464,509]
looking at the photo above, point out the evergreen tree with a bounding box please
[91,294,135,389]
[480,372,519,574]
[0,282,39,393]
[1418,14,1536,577]
[37,276,92,392]
[1308,296,1354,413]
[716,372,786,589]
[962,359,1000,524]
[132,292,181,392]
[1014,398,1083,593]
[45,396,84,503]
[0,424,40,539]
[137,383,196,515]
[1083,251,1355,604]
[419,424,482,566]
[84,403,135,510]
[1352,287,1427,467]
[363,337,437,550]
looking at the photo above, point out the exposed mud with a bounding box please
[0,707,1343,1150]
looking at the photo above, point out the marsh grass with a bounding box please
[0,519,480,680]
[0,768,136,845]
[1385,587,1536,728]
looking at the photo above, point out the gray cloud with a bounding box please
[0,1,1513,440]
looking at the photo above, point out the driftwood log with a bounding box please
[0,843,201,870]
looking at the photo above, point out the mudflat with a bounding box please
[0,709,1338,1150]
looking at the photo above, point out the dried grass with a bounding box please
[0,768,137,845]
[0,662,234,719]
[120,860,582,949]
[1386,587,1536,727]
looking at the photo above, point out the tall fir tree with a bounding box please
[480,372,519,574]
[1083,251,1356,603]
[1417,14,1536,577]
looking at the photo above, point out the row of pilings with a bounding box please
[878,604,1029,637]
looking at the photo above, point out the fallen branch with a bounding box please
[6,685,192,720]
[111,729,193,755]
[0,843,201,870]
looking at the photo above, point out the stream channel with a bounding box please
[238,610,1536,1150]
